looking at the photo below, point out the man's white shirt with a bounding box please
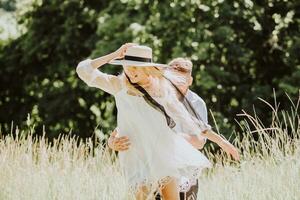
[185,90,209,124]
[174,89,211,134]
[178,90,210,191]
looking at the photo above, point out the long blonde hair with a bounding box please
[168,57,193,72]
[119,64,188,95]
[120,66,168,96]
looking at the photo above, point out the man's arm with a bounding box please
[182,91,208,149]
[202,129,240,160]
[180,133,206,149]
[108,127,205,151]
[108,128,130,151]
[188,91,209,124]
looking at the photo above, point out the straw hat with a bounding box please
[109,45,168,67]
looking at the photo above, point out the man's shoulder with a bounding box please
[187,90,206,105]
[187,90,209,123]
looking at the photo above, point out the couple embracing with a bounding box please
[76,43,239,200]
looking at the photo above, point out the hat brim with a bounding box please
[109,59,169,68]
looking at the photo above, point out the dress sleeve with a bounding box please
[76,58,122,95]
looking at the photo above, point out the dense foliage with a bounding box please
[0,0,299,140]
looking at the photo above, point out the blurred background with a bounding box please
[0,0,299,141]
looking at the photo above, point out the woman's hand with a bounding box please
[219,139,240,161]
[113,43,136,59]
[90,43,136,69]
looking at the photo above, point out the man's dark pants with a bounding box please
[155,180,198,200]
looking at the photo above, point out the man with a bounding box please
[108,57,210,200]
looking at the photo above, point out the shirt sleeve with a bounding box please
[192,97,208,124]
[161,84,208,136]
[76,58,122,95]
[187,91,212,132]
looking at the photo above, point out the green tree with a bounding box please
[0,0,299,140]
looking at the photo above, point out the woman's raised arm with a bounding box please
[76,43,135,95]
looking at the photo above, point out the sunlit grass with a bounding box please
[0,133,131,199]
[0,94,299,200]
[200,93,300,200]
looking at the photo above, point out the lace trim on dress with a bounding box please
[128,165,206,195]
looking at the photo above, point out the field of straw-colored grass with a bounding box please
[0,96,299,200]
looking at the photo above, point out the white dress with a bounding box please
[76,59,212,192]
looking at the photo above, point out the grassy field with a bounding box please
[0,97,299,200]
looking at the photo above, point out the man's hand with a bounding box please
[219,140,240,161]
[108,129,131,151]
[201,129,240,161]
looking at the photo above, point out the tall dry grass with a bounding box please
[199,93,300,200]
[0,94,299,200]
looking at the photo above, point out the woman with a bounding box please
[76,43,239,199]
